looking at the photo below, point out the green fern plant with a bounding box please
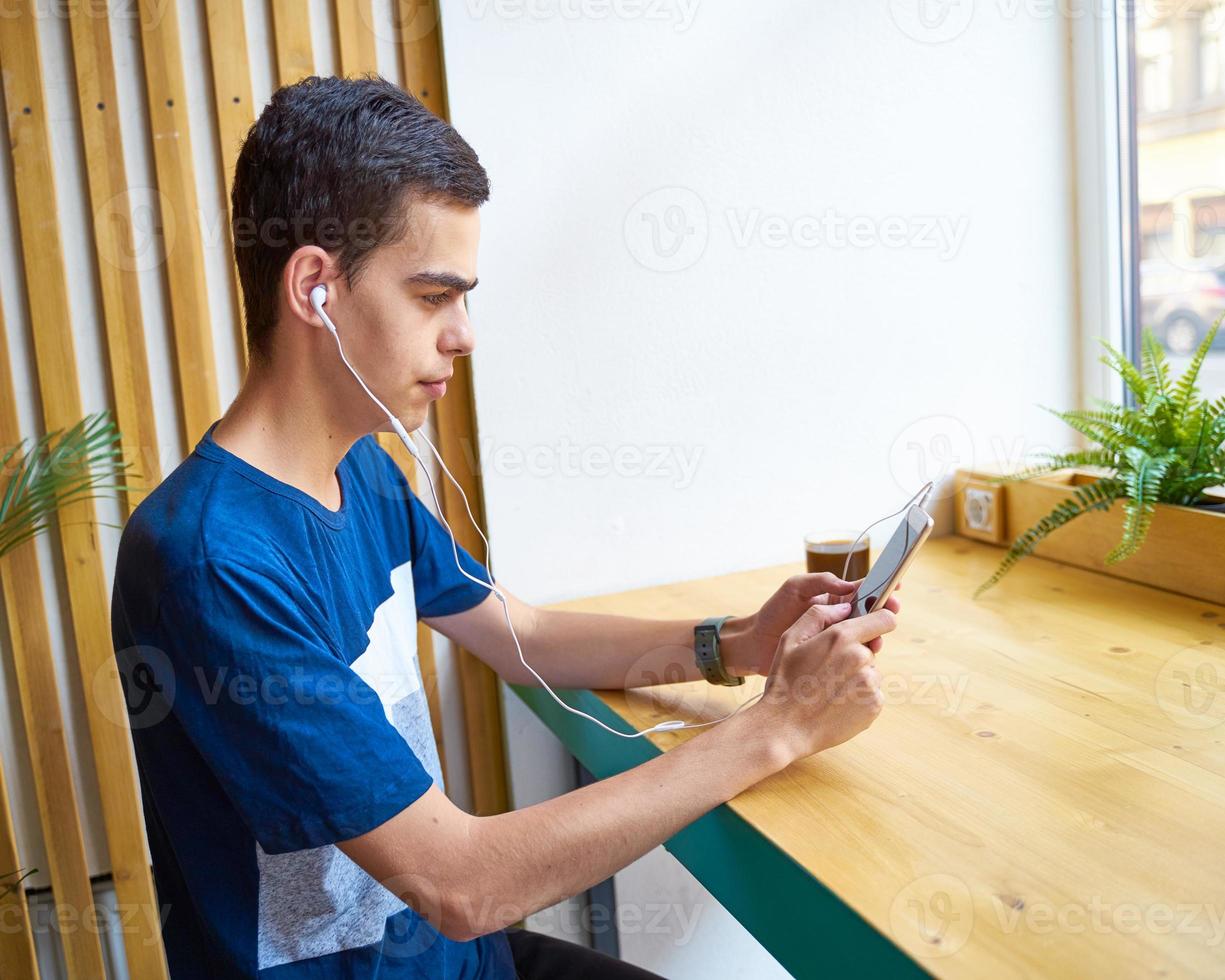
[0,412,130,560]
[975,317,1225,597]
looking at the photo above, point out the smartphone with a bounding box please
[850,503,933,617]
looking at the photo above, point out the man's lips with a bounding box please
[419,374,451,397]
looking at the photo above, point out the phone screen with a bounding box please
[853,505,932,615]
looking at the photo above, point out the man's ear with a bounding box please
[282,245,338,328]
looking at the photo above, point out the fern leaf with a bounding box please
[0,412,129,561]
[1165,472,1225,505]
[1106,449,1175,563]
[993,449,1119,484]
[1141,329,1173,400]
[1098,337,1149,403]
[1046,406,1158,456]
[1144,393,1179,445]
[1172,315,1221,426]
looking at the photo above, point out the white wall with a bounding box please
[439,1,1080,975]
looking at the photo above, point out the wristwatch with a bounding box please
[694,616,744,686]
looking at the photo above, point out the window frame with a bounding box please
[1071,0,1132,410]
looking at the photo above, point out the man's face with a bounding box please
[332,199,480,433]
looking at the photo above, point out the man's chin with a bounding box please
[373,411,427,437]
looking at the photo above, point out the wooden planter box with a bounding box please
[955,467,1225,605]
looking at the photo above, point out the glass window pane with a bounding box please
[1135,8,1225,401]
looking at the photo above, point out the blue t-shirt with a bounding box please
[110,422,515,979]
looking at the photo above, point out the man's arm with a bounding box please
[339,600,897,942]
[424,570,871,690]
[337,703,785,941]
[423,588,752,690]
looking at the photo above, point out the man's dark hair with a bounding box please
[230,75,490,362]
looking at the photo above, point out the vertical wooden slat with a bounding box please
[0,756,38,980]
[0,7,170,979]
[335,0,450,781]
[270,0,315,87]
[0,564,104,980]
[66,2,161,510]
[203,0,255,371]
[0,303,103,980]
[399,0,510,816]
[137,0,220,448]
[0,295,104,975]
[334,0,377,78]
[0,315,106,978]
[398,0,445,113]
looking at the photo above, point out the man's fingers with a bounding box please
[786,597,854,641]
[809,590,863,607]
[795,571,856,596]
[834,607,898,644]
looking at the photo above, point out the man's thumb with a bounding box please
[789,599,853,640]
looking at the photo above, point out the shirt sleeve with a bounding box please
[405,483,495,620]
[361,435,494,618]
[150,557,435,855]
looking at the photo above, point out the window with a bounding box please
[1123,5,1225,400]
[1200,3,1225,99]
[1138,24,1173,113]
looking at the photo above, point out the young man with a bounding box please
[111,76,900,979]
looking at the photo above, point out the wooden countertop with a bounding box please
[530,535,1225,978]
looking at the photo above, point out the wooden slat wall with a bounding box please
[0,4,170,978]
[0,746,37,980]
[0,4,504,974]
[204,0,257,370]
[137,0,220,450]
[399,0,511,817]
[271,0,315,86]
[0,302,40,980]
[13,9,144,970]
[0,437,106,978]
[334,0,377,79]
[66,4,162,509]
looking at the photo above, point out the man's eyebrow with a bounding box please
[407,270,479,292]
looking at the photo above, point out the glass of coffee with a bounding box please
[804,530,871,581]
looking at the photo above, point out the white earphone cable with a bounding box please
[311,286,739,737]
[839,482,934,581]
[411,434,764,737]
[311,285,919,739]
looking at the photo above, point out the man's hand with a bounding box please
[722,572,901,678]
[747,599,898,761]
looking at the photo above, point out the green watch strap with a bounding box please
[694,615,744,687]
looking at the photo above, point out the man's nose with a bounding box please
[444,307,476,357]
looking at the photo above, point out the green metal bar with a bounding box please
[509,683,929,979]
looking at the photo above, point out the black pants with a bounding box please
[504,925,667,979]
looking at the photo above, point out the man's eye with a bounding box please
[422,291,451,307]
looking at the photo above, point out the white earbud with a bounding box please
[309,282,421,463]
[309,284,332,330]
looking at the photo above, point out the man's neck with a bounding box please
[211,358,362,512]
